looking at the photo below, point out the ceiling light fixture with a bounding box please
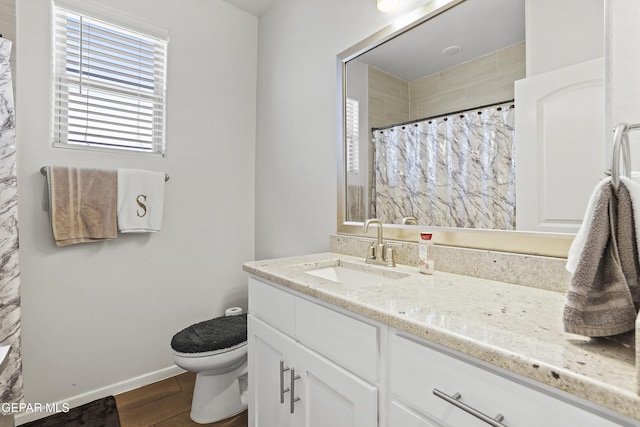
[442,45,463,56]
[377,0,401,12]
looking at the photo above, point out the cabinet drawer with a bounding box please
[388,400,438,427]
[389,333,621,427]
[248,277,296,337]
[296,297,379,383]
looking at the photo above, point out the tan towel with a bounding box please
[563,180,640,337]
[45,166,118,246]
[346,185,365,222]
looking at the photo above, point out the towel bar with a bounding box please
[40,166,170,182]
[611,123,640,191]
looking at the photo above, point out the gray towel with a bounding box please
[563,181,640,337]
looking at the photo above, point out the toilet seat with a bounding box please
[172,341,247,374]
[172,341,247,358]
[171,313,247,354]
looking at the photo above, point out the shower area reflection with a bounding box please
[370,101,516,229]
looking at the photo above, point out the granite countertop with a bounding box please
[243,252,640,422]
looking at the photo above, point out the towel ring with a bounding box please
[611,123,631,192]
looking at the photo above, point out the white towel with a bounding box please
[117,169,165,233]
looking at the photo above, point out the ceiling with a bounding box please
[356,0,525,81]
[222,0,276,16]
[221,0,525,82]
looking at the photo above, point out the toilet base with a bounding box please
[190,357,248,424]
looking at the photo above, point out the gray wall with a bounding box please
[255,0,427,259]
[16,0,257,411]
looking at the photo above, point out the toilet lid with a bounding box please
[171,313,247,354]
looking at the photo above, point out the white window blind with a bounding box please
[52,4,168,154]
[346,98,359,175]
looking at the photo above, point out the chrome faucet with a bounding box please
[363,218,395,267]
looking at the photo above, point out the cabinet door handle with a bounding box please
[433,389,507,427]
[279,360,290,404]
[290,367,301,414]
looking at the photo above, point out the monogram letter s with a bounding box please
[136,194,148,217]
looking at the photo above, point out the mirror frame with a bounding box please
[336,0,574,258]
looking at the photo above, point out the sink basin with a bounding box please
[303,261,407,287]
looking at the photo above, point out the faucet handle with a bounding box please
[367,241,376,260]
[384,245,396,267]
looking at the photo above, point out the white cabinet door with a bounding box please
[293,343,378,427]
[249,285,379,427]
[515,57,605,233]
[248,315,296,427]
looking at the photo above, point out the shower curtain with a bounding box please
[372,102,515,229]
[0,37,23,407]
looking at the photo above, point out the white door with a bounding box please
[248,315,297,427]
[515,57,605,233]
[292,343,378,427]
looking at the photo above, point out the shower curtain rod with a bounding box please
[371,99,515,132]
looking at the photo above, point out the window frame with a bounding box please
[51,0,169,156]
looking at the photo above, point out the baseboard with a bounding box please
[15,365,185,425]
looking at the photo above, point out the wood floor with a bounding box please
[115,372,248,427]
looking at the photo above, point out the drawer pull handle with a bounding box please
[290,367,301,414]
[433,389,507,427]
[279,360,290,404]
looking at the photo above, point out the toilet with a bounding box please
[171,312,248,424]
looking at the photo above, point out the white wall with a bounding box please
[526,0,604,76]
[255,0,425,259]
[16,0,256,410]
[608,0,640,170]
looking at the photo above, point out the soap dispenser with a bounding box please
[418,232,434,274]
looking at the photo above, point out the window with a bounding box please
[52,3,168,155]
[346,98,359,175]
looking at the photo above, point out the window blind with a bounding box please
[52,5,168,154]
[346,98,359,175]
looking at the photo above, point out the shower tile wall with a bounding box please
[367,41,526,129]
[368,67,410,130]
[409,41,525,119]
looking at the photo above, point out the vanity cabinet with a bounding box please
[248,275,637,427]
[248,277,379,427]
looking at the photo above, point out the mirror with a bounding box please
[337,0,603,257]
[346,0,523,230]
